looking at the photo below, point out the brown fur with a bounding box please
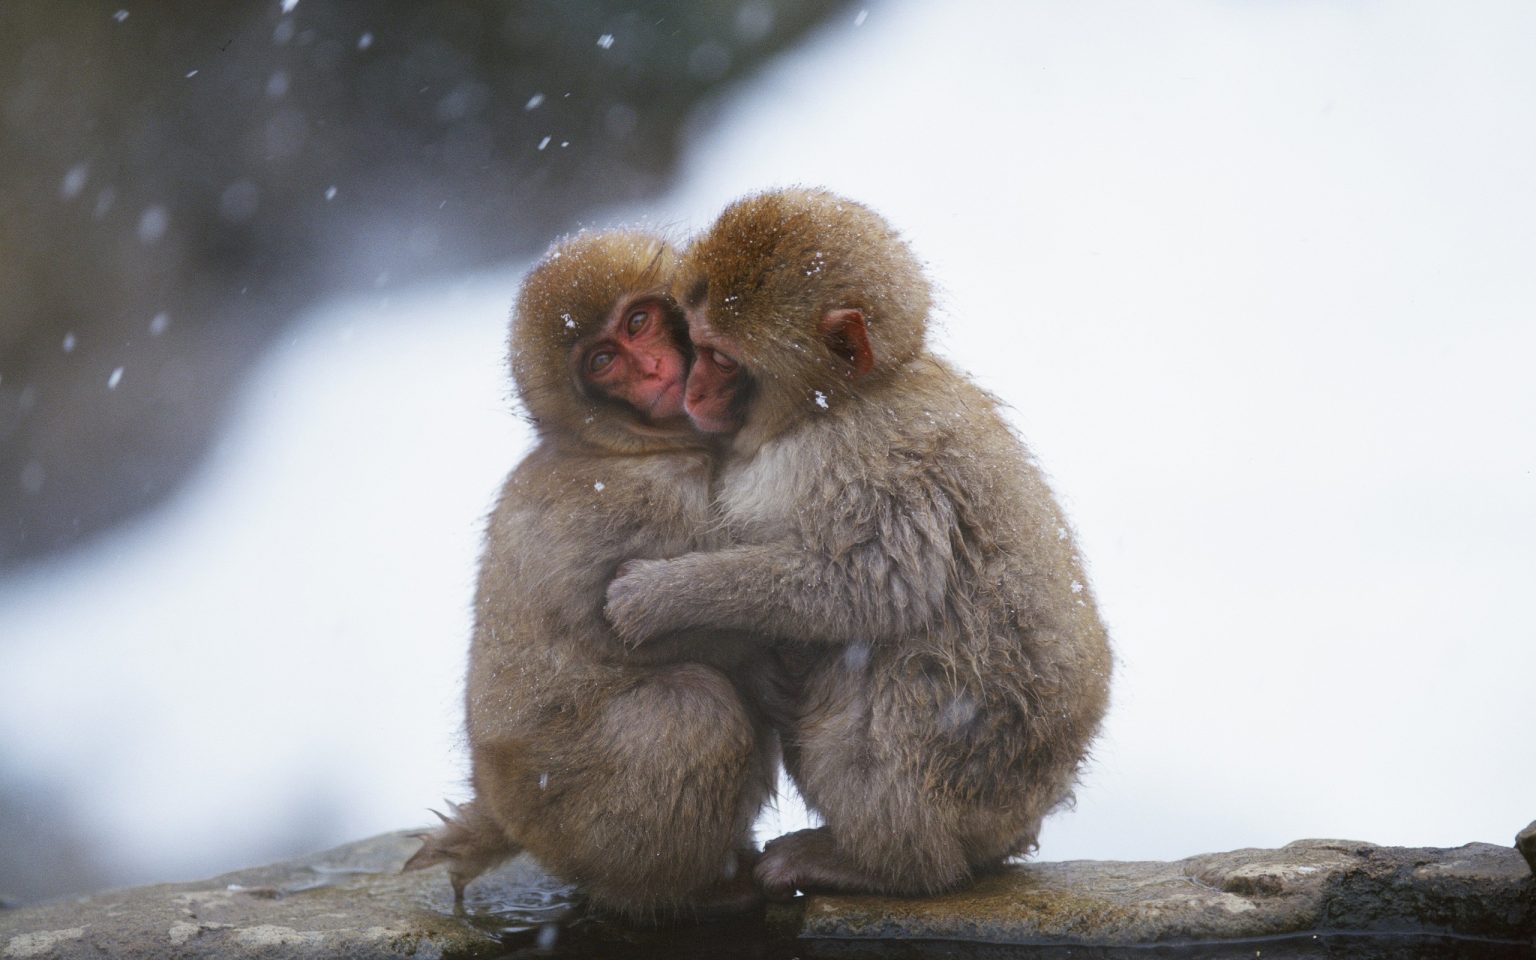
[606,189,1112,897]
[405,231,776,918]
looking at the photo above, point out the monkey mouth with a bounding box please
[645,380,685,420]
[685,406,737,434]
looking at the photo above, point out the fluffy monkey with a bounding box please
[406,231,775,918]
[605,189,1112,898]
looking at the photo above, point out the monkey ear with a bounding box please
[818,308,875,381]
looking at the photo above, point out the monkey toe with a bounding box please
[752,851,802,902]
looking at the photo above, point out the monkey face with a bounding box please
[674,189,931,444]
[682,312,750,433]
[577,294,689,424]
[510,231,706,454]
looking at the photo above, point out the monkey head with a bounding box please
[510,230,700,454]
[675,188,931,445]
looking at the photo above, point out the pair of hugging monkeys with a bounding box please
[405,188,1112,919]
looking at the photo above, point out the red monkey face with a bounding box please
[682,312,749,434]
[579,296,689,423]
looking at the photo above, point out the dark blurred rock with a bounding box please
[0,777,106,908]
[1,833,1531,959]
[1519,821,1536,875]
[0,0,851,568]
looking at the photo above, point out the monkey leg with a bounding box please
[481,662,772,919]
[764,678,1032,897]
[766,694,1085,902]
[573,662,774,918]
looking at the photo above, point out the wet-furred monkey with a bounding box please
[405,232,775,918]
[605,189,1112,898]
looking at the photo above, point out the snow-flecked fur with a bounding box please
[405,232,776,919]
[606,189,1112,896]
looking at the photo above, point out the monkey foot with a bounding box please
[755,827,869,900]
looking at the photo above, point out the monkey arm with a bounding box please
[604,532,952,649]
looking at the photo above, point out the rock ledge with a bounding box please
[2,832,1531,959]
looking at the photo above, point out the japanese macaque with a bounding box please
[405,231,775,918]
[605,189,1112,898]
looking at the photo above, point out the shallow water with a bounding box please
[468,906,1535,960]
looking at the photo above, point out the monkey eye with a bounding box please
[588,350,617,375]
[709,349,739,372]
[626,307,650,336]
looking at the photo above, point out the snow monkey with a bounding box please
[406,231,776,918]
[605,189,1112,898]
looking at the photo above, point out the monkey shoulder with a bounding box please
[876,363,1057,513]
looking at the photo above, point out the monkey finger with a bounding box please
[603,563,666,640]
[602,589,650,648]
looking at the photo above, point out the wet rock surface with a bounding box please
[2,833,1531,959]
[802,840,1535,947]
[0,831,573,960]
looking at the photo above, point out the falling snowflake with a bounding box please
[60,163,89,200]
[139,205,170,242]
[813,390,829,409]
[596,33,615,49]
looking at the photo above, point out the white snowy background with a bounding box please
[2,0,1533,891]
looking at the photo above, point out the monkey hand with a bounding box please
[604,558,678,647]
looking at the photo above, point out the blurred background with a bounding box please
[1,0,1532,906]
